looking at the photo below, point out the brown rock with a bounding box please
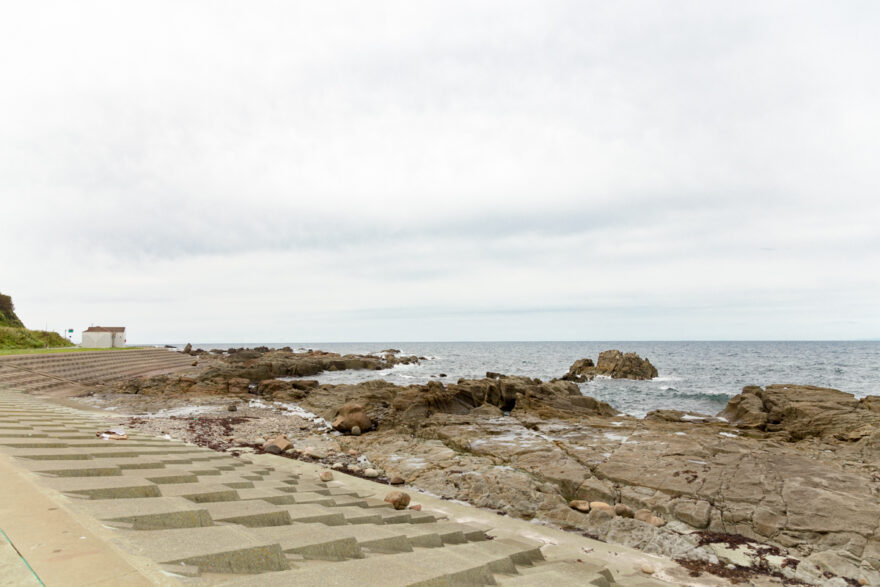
[562,351,658,380]
[568,500,591,513]
[589,507,614,523]
[262,435,292,455]
[614,503,634,518]
[672,499,711,529]
[319,470,333,482]
[576,477,617,504]
[561,358,595,382]
[718,384,880,441]
[384,490,411,510]
[331,403,372,433]
[634,509,654,523]
[409,504,422,511]
[648,515,666,527]
[389,476,405,485]
[595,350,658,380]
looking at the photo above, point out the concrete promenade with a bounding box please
[0,351,704,586]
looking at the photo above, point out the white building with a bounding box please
[81,326,126,348]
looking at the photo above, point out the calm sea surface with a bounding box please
[174,341,879,417]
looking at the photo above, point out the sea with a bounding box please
[169,341,879,418]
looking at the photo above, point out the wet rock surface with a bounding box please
[76,352,880,586]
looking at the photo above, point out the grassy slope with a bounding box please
[0,326,75,350]
[0,292,75,350]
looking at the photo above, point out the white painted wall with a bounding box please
[81,331,112,348]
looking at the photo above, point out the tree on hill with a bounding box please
[0,292,25,328]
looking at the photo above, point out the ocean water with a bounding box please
[176,341,879,418]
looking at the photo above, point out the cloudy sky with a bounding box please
[2,1,878,343]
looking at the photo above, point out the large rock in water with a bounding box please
[595,350,658,379]
[562,350,658,381]
[719,384,880,441]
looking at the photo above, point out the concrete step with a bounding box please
[122,526,290,574]
[41,476,163,499]
[241,525,366,561]
[71,496,215,530]
[201,500,293,527]
[219,538,543,586]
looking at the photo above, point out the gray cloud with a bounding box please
[2,1,878,341]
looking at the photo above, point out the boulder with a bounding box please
[384,490,411,510]
[262,435,292,455]
[568,500,591,513]
[183,343,192,354]
[331,403,372,433]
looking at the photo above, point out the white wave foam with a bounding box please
[149,405,219,418]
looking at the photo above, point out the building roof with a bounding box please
[83,326,126,333]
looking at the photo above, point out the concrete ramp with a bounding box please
[0,348,193,395]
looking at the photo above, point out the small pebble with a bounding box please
[389,476,405,485]
[319,470,333,482]
[640,563,654,575]
[364,468,379,478]
[350,426,361,436]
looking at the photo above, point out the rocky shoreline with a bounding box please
[72,347,879,586]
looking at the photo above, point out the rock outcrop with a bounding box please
[719,383,880,441]
[114,348,421,397]
[562,350,658,382]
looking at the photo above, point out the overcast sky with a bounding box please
[2,1,878,343]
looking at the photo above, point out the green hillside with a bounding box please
[0,292,74,349]
[0,293,24,328]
